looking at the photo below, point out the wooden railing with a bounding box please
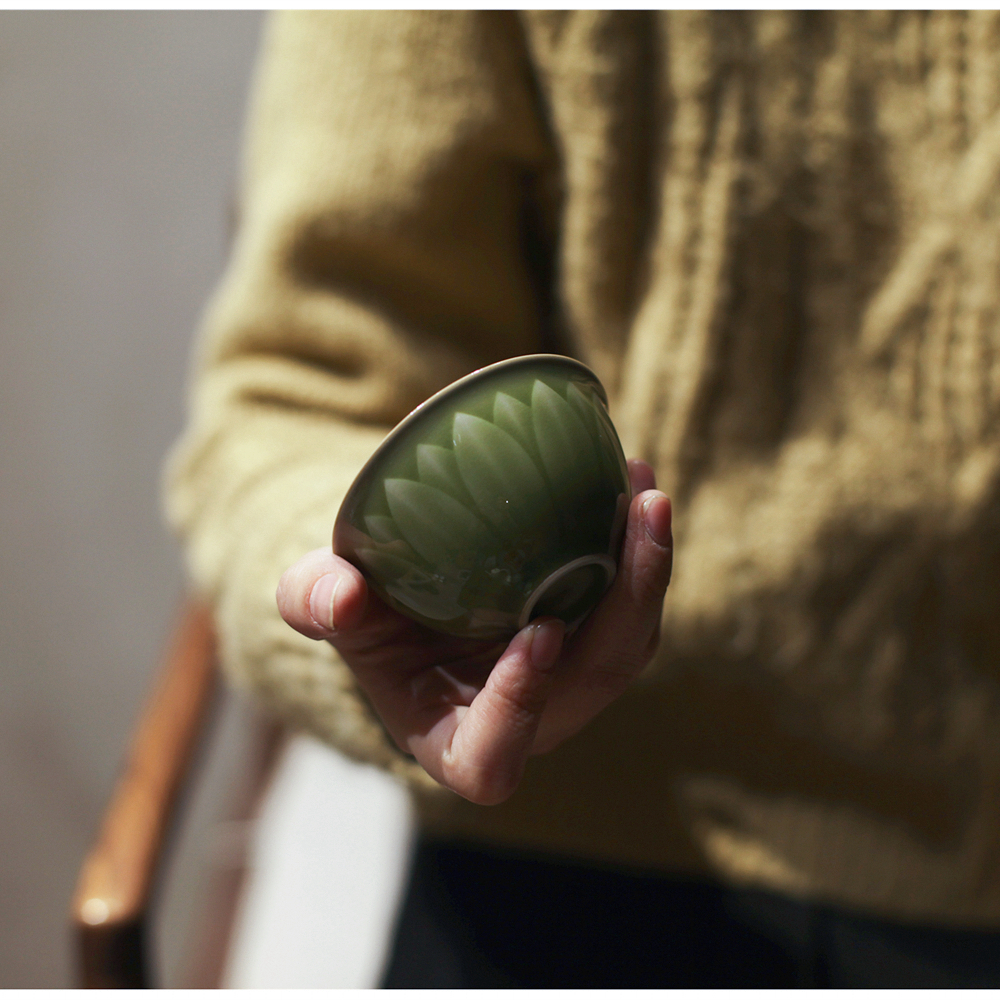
[70,601,218,988]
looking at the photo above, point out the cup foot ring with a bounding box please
[518,554,617,633]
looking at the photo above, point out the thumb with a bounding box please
[432,617,565,805]
[276,547,367,640]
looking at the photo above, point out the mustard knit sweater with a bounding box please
[165,11,1000,926]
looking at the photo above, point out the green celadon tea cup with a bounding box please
[333,354,630,640]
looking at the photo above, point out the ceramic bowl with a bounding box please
[333,354,630,640]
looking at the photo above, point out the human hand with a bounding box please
[277,459,672,805]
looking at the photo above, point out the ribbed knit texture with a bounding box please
[165,11,1000,924]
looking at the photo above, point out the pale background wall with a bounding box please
[0,12,264,987]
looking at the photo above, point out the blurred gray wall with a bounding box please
[0,12,264,987]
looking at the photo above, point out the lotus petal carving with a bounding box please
[336,357,629,639]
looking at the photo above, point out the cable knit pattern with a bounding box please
[166,11,1000,924]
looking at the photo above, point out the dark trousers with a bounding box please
[381,837,1000,988]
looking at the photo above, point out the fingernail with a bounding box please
[308,573,341,632]
[642,493,672,547]
[529,618,564,670]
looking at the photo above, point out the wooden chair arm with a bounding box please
[71,600,218,988]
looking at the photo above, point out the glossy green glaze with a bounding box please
[333,355,630,639]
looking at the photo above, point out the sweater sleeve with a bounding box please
[163,11,559,783]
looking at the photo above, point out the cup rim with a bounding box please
[335,353,608,547]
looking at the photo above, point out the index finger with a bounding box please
[409,617,565,805]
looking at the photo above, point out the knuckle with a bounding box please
[443,756,517,806]
[492,681,547,728]
[629,554,672,610]
[487,657,550,728]
[466,780,516,806]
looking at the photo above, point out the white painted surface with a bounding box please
[224,735,415,989]
[0,12,262,986]
[0,14,416,986]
